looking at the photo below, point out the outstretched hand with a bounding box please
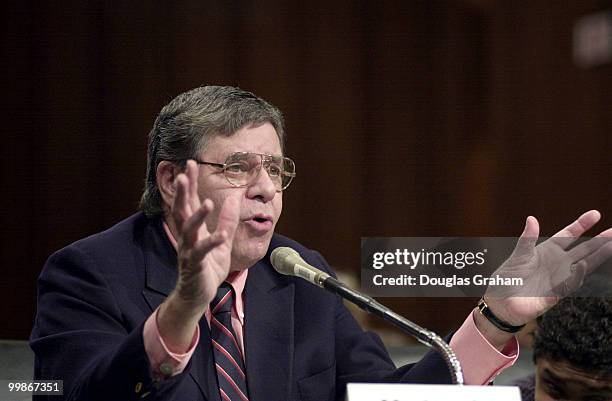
[158,160,240,352]
[171,160,240,311]
[485,210,612,327]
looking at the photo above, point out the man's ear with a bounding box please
[157,161,179,210]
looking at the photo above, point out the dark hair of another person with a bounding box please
[533,297,612,373]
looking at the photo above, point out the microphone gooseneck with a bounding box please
[270,246,464,386]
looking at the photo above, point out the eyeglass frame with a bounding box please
[190,151,296,192]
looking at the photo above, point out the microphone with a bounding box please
[270,246,331,287]
[270,246,464,385]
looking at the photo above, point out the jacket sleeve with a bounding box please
[30,244,195,401]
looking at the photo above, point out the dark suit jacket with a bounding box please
[30,213,453,401]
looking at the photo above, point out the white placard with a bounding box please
[345,383,521,401]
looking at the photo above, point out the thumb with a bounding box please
[513,216,540,257]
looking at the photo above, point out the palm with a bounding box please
[199,237,234,300]
[172,161,240,307]
[485,211,612,325]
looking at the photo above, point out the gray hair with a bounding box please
[139,85,285,217]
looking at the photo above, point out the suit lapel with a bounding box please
[244,259,295,401]
[140,217,218,401]
[141,217,178,302]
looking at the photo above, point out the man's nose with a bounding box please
[246,166,277,202]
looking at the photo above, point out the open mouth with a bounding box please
[243,214,274,232]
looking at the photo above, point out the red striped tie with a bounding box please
[210,283,249,401]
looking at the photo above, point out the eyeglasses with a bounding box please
[194,152,296,192]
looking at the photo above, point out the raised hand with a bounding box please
[158,160,240,352]
[171,160,240,310]
[485,210,612,327]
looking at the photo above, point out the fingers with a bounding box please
[553,229,612,296]
[190,230,228,263]
[171,174,191,232]
[565,260,586,294]
[550,210,601,249]
[567,233,612,262]
[512,216,540,257]
[180,199,214,248]
[216,195,241,243]
[185,160,201,212]
[180,196,239,269]
[171,160,202,232]
[578,238,612,276]
[550,263,585,298]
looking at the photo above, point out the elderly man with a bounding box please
[30,86,612,401]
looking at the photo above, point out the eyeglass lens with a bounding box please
[224,153,294,191]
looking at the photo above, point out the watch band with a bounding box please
[477,298,526,333]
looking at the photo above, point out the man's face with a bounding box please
[194,122,283,271]
[535,358,612,401]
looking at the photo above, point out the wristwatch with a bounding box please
[477,298,526,333]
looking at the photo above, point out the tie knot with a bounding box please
[210,282,234,315]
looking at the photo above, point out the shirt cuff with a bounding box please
[143,307,200,378]
[449,309,519,384]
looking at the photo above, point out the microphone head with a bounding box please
[270,246,331,287]
[270,247,301,275]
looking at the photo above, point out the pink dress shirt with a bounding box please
[143,223,518,384]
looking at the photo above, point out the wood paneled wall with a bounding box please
[2,1,610,339]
